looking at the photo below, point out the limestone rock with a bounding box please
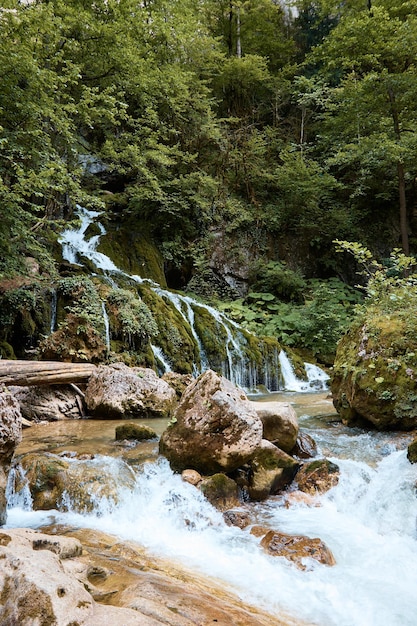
[19,452,136,511]
[331,320,417,430]
[250,400,299,452]
[247,440,300,501]
[115,422,157,441]
[0,389,22,524]
[200,473,241,511]
[0,528,94,625]
[85,363,176,419]
[296,458,340,495]
[181,469,202,486]
[223,508,252,529]
[10,384,85,422]
[159,370,263,474]
[254,526,336,569]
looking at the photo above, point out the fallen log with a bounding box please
[0,360,96,387]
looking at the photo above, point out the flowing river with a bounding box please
[6,391,417,626]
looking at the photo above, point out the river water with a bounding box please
[6,392,417,626]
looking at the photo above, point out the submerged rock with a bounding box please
[0,389,22,525]
[115,422,157,441]
[159,370,263,474]
[252,526,336,569]
[85,363,176,419]
[250,400,299,452]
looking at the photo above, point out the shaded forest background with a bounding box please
[1,0,417,364]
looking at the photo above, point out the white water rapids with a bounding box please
[6,395,417,626]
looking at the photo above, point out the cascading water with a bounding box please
[7,406,417,626]
[59,206,324,391]
[279,349,329,392]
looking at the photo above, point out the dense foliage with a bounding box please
[1,0,416,362]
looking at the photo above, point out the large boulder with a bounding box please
[18,452,136,511]
[247,440,300,501]
[0,389,22,524]
[159,370,263,474]
[10,384,85,422]
[332,319,417,430]
[250,400,298,452]
[85,363,176,419]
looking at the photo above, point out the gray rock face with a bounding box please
[85,363,176,419]
[0,390,22,525]
[250,400,299,452]
[10,384,84,422]
[160,370,263,474]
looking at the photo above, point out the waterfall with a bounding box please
[151,344,172,374]
[279,350,329,392]
[49,288,57,334]
[58,207,328,392]
[101,301,111,351]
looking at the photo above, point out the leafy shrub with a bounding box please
[107,288,157,348]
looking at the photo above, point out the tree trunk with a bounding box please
[0,361,95,387]
[388,87,409,254]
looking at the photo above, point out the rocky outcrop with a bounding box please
[0,527,291,626]
[247,440,300,501]
[10,384,85,422]
[250,400,299,452]
[159,370,263,474]
[252,526,336,570]
[331,320,417,430]
[85,363,176,419]
[0,389,22,524]
[161,371,194,399]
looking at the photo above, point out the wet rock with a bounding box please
[247,440,300,501]
[290,430,318,459]
[0,389,22,524]
[296,458,340,495]
[223,508,252,529]
[19,452,136,512]
[181,469,202,486]
[250,400,299,452]
[159,370,263,474]
[252,526,336,569]
[200,473,241,511]
[10,384,85,422]
[407,438,417,463]
[85,363,176,419]
[115,422,157,441]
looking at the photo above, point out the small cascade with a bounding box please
[101,301,111,351]
[49,288,57,334]
[279,350,329,392]
[151,344,172,374]
[6,464,33,511]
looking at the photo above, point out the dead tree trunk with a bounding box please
[0,361,96,387]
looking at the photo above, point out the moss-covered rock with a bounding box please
[331,315,417,430]
[200,473,240,511]
[407,438,417,464]
[115,423,157,441]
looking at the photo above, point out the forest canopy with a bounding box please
[1,0,416,322]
